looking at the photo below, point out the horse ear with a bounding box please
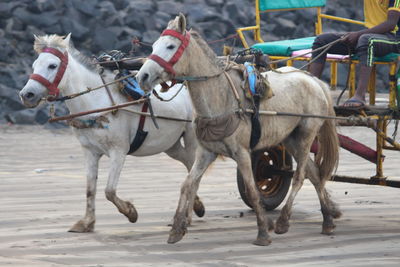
[178,13,187,33]
[33,34,39,41]
[64,33,72,45]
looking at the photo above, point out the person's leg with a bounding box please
[310,33,349,78]
[343,33,400,107]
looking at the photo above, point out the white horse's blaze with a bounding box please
[19,34,203,233]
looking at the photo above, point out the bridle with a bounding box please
[148,29,190,90]
[30,47,68,101]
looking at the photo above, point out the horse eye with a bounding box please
[48,64,57,70]
[167,45,175,50]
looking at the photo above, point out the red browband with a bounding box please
[29,47,68,101]
[148,29,190,77]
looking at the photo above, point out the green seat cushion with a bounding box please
[252,37,316,56]
[259,0,326,11]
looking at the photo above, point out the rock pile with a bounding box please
[0,0,370,125]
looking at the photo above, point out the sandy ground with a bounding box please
[0,124,399,267]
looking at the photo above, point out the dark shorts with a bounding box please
[312,32,400,66]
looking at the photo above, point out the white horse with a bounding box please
[19,34,204,233]
[137,14,341,246]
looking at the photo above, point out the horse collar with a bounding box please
[148,29,190,78]
[30,47,68,101]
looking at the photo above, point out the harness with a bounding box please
[128,102,149,154]
[29,47,68,101]
[148,29,191,90]
[148,28,267,147]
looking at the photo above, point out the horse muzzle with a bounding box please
[19,86,44,108]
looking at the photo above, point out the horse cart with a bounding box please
[24,1,400,221]
[235,0,400,211]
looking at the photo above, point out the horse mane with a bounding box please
[189,30,225,69]
[34,34,98,73]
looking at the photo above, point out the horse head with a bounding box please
[19,34,72,107]
[137,13,190,93]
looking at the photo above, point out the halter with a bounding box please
[30,47,68,101]
[148,29,190,90]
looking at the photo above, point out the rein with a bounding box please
[30,47,68,101]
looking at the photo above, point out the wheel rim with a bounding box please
[254,150,285,198]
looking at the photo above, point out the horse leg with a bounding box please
[305,157,342,235]
[276,132,316,234]
[168,147,217,244]
[165,135,205,223]
[235,148,273,246]
[69,148,101,232]
[104,150,138,223]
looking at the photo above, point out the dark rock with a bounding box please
[205,0,224,6]
[72,0,98,17]
[126,0,155,13]
[124,10,146,30]
[92,26,118,51]
[271,17,297,37]
[97,1,118,19]
[113,0,130,10]
[0,2,17,19]
[154,11,173,31]
[61,18,90,40]
[0,38,14,62]
[157,1,184,16]
[142,30,163,44]
[4,109,37,124]
[35,109,50,124]
[184,4,219,23]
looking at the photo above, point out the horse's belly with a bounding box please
[130,121,186,156]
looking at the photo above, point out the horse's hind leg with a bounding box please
[305,157,342,235]
[69,148,101,233]
[165,134,205,222]
[276,131,317,234]
[168,147,217,244]
[235,148,273,246]
[104,150,138,223]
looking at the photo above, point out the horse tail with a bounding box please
[314,78,339,182]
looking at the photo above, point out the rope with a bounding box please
[55,72,137,102]
[152,82,186,102]
[207,34,239,45]
[119,108,192,122]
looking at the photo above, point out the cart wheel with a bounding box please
[237,147,293,211]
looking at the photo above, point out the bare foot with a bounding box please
[342,97,365,108]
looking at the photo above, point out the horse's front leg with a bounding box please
[105,150,138,223]
[168,146,217,244]
[69,148,101,232]
[235,148,274,246]
[165,137,205,225]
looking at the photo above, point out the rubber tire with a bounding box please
[237,147,293,211]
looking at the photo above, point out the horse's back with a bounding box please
[262,67,331,115]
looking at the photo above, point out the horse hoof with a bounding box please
[322,224,336,235]
[331,209,342,219]
[274,219,289,235]
[125,202,138,223]
[167,229,186,244]
[193,198,205,218]
[68,220,95,233]
[253,238,272,246]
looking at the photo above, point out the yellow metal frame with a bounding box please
[236,0,400,183]
[236,1,365,48]
[236,0,398,107]
[236,0,400,180]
